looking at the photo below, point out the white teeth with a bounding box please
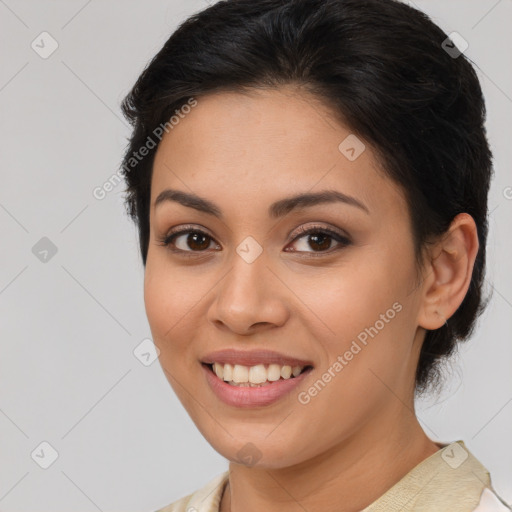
[281,365,292,379]
[292,366,302,377]
[267,364,282,381]
[213,362,224,380]
[249,364,267,383]
[222,363,233,381]
[211,362,307,384]
[232,364,249,383]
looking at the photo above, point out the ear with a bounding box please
[417,213,480,330]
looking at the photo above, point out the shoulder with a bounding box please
[155,492,194,512]
[473,488,512,511]
[154,471,230,512]
[362,440,511,512]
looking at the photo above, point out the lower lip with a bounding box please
[202,363,313,408]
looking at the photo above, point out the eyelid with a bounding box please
[288,223,351,242]
[166,223,211,237]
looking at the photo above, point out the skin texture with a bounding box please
[144,86,479,512]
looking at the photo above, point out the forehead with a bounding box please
[150,87,405,219]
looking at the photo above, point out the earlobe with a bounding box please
[417,213,479,331]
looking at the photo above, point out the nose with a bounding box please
[206,249,289,336]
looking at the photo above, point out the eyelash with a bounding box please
[156,224,352,258]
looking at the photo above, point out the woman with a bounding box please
[119,0,510,510]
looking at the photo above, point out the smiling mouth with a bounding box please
[202,362,314,387]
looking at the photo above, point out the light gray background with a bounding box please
[0,0,511,510]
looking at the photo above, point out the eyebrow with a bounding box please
[153,188,370,218]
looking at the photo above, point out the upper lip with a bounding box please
[201,349,314,368]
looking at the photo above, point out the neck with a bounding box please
[220,407,440,512]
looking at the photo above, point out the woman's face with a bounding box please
[145,86,428,468]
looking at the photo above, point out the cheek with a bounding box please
[143,253,221,375]
[143,257,192,355]
[302,243,418,375]
[294,272,415,431]
[144,260,167,337]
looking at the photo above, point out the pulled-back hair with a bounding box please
[120,0,493,394]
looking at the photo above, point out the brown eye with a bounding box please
[285,226,352,255]
[156,224,351,258]
[157,227,220,254]
[175,231,212,251]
